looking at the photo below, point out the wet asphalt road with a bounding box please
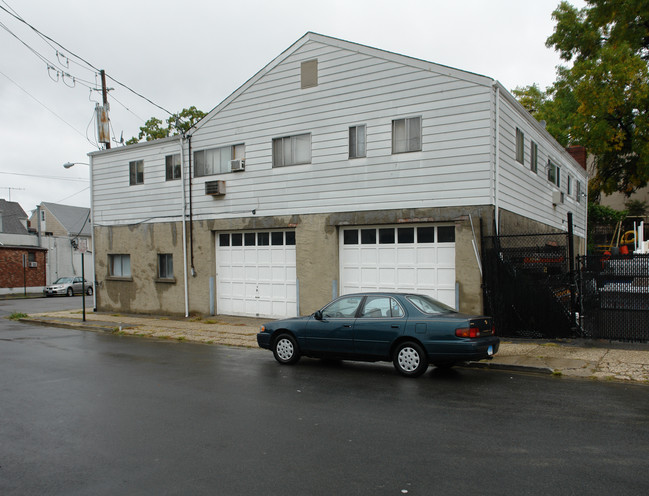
[1,317,649,495]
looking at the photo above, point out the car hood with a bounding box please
[263,315,311,328]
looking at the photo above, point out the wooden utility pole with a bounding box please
[100,70,111,149]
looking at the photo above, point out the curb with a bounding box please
[21,318,119,334]
[462,361,555,375]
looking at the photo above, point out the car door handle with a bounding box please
[391,325,400,329]
[343,325,352,328]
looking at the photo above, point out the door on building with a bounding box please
[216,230,297,319]
[339,225,456,307]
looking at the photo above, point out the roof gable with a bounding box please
[0,199,29,235]
[41,202,91,237]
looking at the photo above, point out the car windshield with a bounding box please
[54,277,74,284]
[406,294,456,315]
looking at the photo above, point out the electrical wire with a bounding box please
[0,171,89,183]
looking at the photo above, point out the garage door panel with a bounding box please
[217,230,297,319]
[341,225,456,308]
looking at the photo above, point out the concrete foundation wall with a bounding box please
[94,206,501,317]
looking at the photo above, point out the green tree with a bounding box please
[544,0,649,196]
[126,106,206,145]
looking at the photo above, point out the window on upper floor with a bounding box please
[516,128,524,164]
[272,134,311,167]
[567,174,573,196]
[165,154,181,181]
[301,59,318,89]
[109,254,131,277]
[530,141,538,173]
[547,159,560,187]
[392,116,421,154]
[158,254,173,280]
[576,181,583,203]
[129,160,144,185]
[194,144,245,177]
[349,125,366,159]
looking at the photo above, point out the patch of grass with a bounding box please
[203,319,217,324]
[552,370,563,377]
[111,314,122,317]
[541,343,559,347]
[176,336,186,342]
[9,312,28,320]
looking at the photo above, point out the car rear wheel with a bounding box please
[393,341,428,377]
[272,333,300,365]
[66,287,74,297]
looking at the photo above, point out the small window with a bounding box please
[129,160,144,185]
[273,134,311,167]
[392,117,422,153]
[258,232,270,246]
[548,160,560,186]
[194,145,244,177]
[165,154,181,181]
[219,233,230,246]
[361,229,376,244]
[398,227,415,244]
[301,59,318,89]
[231,233,243,246]
[109,254,131,277]
[285,231,296,246]
[530,141,538,173]
[379,228,395,244]
[343,230,359,245]
[349,125,366,158]
[271,232,284,245]
[438,226,455,243]
[516,128,524,164]
[158,254,173,279]
[417,227,435,243]
[576,181,583,203]
[567,174,573,196]
[244,233,256,246]
[28,252,36,263]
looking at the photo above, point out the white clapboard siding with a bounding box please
[496,92,587,237]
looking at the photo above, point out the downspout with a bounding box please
[179,136,190,317]
[89,155,97,311]
[188,136,196,276]
[493,83,501,234]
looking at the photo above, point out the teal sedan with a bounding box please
[257,293,498,377]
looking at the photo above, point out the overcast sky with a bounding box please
[0,0,586,216]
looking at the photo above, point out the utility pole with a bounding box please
[100,70,111,149]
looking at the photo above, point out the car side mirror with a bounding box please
[314,310,323,320]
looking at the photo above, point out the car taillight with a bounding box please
[491,324,496,336]
[260,325,266,332]
[455,327,482,338]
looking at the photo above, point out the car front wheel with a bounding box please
[272,333,300,365]
[86,286,93,296]
[66,287,74,297]
[393,341,428,377]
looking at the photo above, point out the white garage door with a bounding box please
[340,224,456,307]
[216,230,297,319]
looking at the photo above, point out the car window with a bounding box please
[321,296,363,319]
[407,294,455,314]
[55,277,73,284]
[359,296,404,318]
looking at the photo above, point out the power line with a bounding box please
[0,171,89,183]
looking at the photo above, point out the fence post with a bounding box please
[567,213,578,334]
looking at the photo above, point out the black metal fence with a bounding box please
[578,254,649,342]
[482,232,576,339]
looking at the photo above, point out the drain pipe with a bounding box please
[493,82,501,235]
[179,136,189,317]
[188,136,196,276]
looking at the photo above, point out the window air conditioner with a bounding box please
[205,180,226,196]
[28,261,38,268]
[230,159,245,172]
[552,190,565,205]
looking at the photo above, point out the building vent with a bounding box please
[552,190,564,205]
[230,159,245,172]
[205,180,226,196]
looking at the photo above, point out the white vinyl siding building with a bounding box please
[89,32,587,319]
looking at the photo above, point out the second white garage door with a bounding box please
[339,224,456,307]
[216,230,297,319]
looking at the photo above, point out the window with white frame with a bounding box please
[129,160,144,185]
[530,141,538,173]
[158,254,173,279]
[576,181,583,203]
[165,154,181,181]
[567,174,573,196]
[109,254,131,277]
[349,125,366,158]
[194,144,244,177]
[272,134,311,167]
[516,128,524,164]
[547,159,560,187]
[392,117,421,153]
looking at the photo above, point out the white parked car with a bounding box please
[44,277,93,297]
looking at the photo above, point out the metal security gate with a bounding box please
[578,254,649,342]
[482,231,576,339]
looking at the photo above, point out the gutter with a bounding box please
[493,82,501,234]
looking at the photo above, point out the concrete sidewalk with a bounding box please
[17,309,649,384]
